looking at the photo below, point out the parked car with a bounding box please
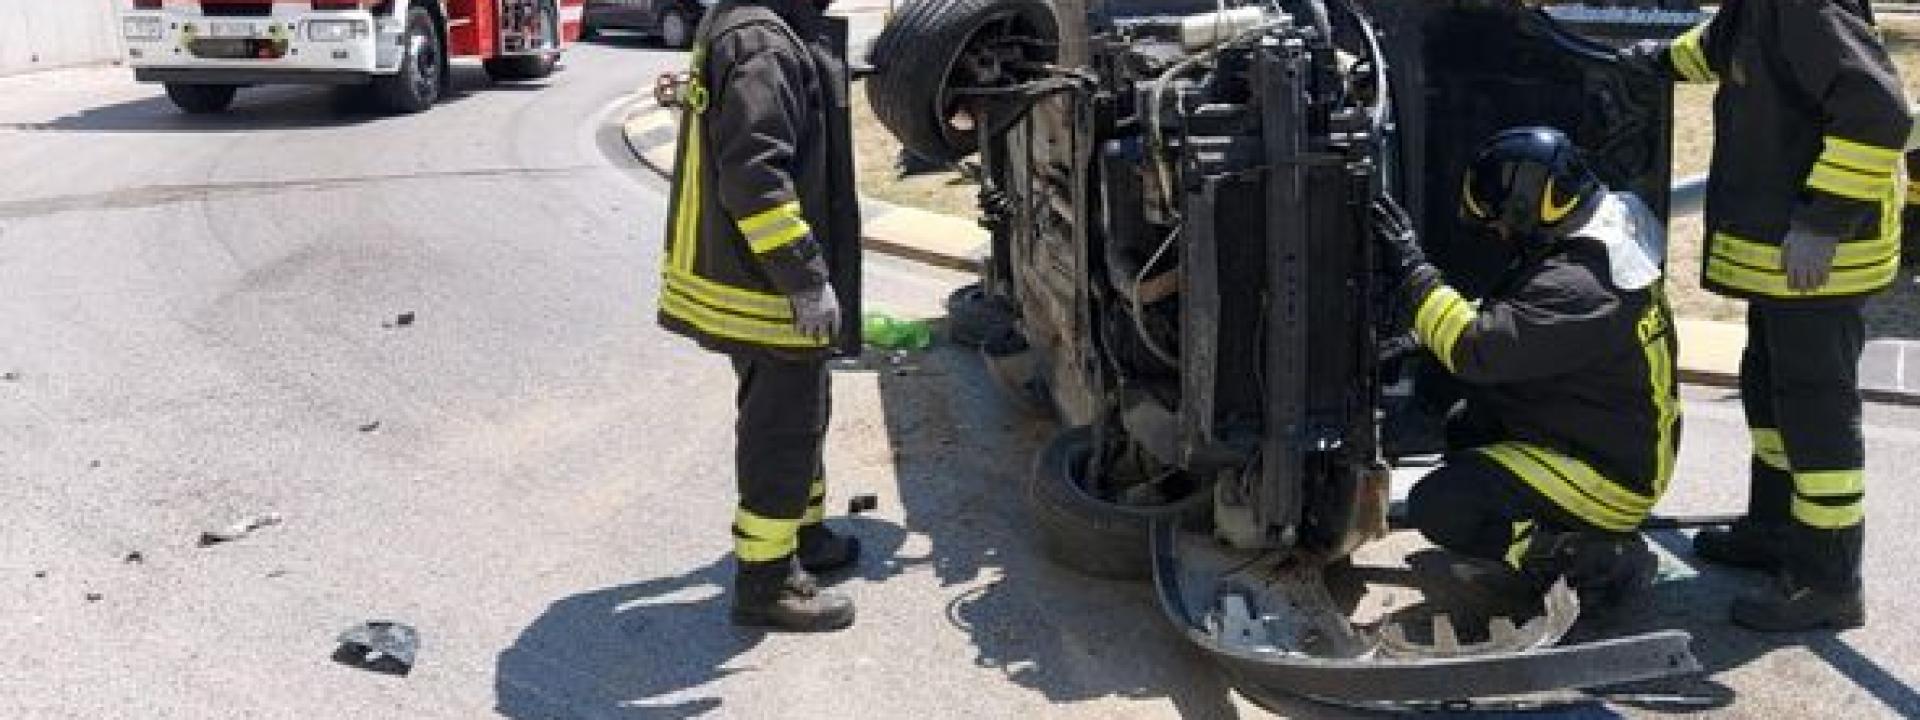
[581,0,709,48]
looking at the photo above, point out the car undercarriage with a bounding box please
[870,0,1701,709]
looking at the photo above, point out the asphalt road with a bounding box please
[2,25,1918,720]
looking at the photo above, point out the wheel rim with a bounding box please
[663,12,688,47]
[411,22,440,98]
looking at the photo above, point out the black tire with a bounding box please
[657,6,693,49]
[1027,426,1154,581]
[868,0,1058,164]
[370,5,443,114]
[484,54,557,81]
[164,83,237,114]
[945,282,1013,347]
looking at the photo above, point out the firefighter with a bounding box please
[657,0,863,632]
[1375,128,1681,621]
[1623,0,1911,630]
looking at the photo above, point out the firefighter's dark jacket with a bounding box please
[659,0,861,357]
[1655,0,1911,302]
[1405,240,1681,533]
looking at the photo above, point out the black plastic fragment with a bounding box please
[333,621,419,677]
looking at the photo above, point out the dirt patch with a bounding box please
[851,81,980,218]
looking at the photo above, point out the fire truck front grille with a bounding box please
[198,1,273,17]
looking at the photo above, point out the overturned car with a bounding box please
[869,0,1704,709]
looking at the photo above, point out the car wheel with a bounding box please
[868,0,1058,164]
[657,6,693,49]
[370,5,443,113]
[164,83,238,114]
[1026,426,1154,581]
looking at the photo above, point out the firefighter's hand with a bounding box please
[1371,201,1426,283]
[791,283,843,340]
[1782,227,1840,292]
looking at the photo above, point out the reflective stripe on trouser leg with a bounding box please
[1504,520,1537,570]
[1739,308,1796,525]
[1755,302,1868,590]
[731,354,830,562]
[734,508,799,562]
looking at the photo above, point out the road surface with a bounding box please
[1,24,1917,720]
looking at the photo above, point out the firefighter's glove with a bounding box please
[1782,226,1840,292]
[791,283,843,340]
[1617,40,1667,78]
[1371,201,1428,286]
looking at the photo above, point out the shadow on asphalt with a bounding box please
[1,66,509,134]
[1575,530,1920,716]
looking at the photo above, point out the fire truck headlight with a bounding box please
[122,17,163,41]
[306,19,369,42]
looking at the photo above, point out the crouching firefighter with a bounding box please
[657,0,863,632]
[1374,128,1682,621]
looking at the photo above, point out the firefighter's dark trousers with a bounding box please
[1408,452,1603,566]
[729,353,831,569]
[1740,301,1867,592]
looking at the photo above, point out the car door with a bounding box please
[1372,0,1677,296]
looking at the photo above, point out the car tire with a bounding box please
[164,83,238,114]
[370,5,443,114]
[1026,426,1154,581]
[945,282,1013,347]
[868,0,1058,164]
[657,6,693,49]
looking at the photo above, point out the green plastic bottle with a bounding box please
[863,312,933,350]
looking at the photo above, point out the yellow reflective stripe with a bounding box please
[1414,286,1475,372]
[1821,136,1903,174]
[734,507,800,561]
[1791,496,1864,529]
[661,290,828,348]
[1807,162,1895,203]
[739,201,803,234]
[1710,232,1899,272]
[1707,251,1899,297]
[1638,294,1679,496]
[738,202,812,254]
[1671,21,1717,82]
[670,115,705,273]
[1477,443,1650,532]
[1751,428,1792,471]
[809,478,826,502]
[664,268,793,319]
[1504,520,1536,569]
[1796,470,1864,497]
[802,479,827,524]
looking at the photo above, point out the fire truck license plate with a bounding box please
[206,22,259,38]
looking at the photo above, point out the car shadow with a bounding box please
[1,65,504,134]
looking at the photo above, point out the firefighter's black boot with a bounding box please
[1731,575,1865,632]
[1560,533,1658,623]
[797,523,861,574]
[1409,552,1552,633]
[1693,521,1785,572]
[730,557,855,632]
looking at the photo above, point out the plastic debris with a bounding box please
[32,570,46,579]
[84,592,102,603]
[333,621,419,676]
[848,494,879,515]
[382,312,417,329]
[863,313,932,350]
[198,513,284,547]
[123,551,144,564]
[358,421,382,433]
[1,371,18,381]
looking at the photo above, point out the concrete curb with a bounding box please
[618,99,1920,406]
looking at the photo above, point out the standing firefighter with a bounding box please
[1627,0,1910,630]
[658,0,863,632]
[1377,128,1681,623]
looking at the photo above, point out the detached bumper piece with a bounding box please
[1149,520,1701,711]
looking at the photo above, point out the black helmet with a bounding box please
[1460,127,1602,242]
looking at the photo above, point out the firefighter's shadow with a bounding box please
[492,515,916,720]
[1570,530,1920,716]
[859,338,1280,719]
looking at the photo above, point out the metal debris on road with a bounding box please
[32,570,47,579]
[198,513,284,547]
[848,494,879,515]
[84,592,102,603]
[123,551,144,564]
[382,312,417,329]
[333,621,419,677]
[358,420,382,433]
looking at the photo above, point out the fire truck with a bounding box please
[117,0,587,114]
